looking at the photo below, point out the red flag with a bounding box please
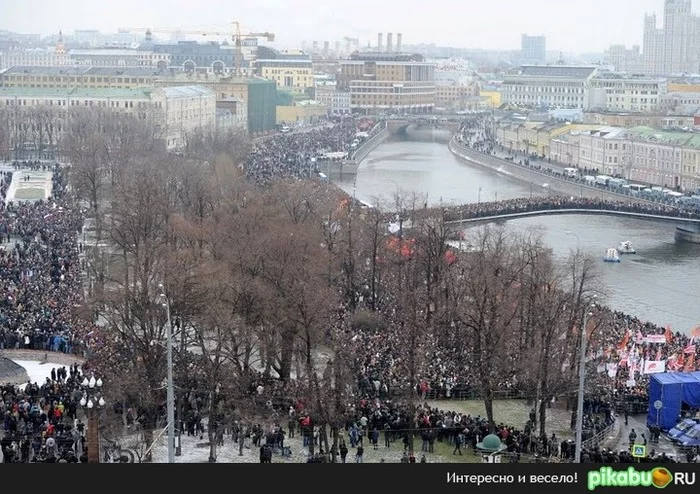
[618,330,630,350]
[684,353,695,373]
[684,338,696,354]
[665,325,673,344]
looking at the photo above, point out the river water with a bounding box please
[335,134,700,334]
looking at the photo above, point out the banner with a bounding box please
[643,360,666,374]
[606,363,618,379]
[644,335,666,344]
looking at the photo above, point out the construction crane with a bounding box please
[121,22,274,77]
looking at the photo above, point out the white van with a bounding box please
[584,175,597,185]
[564,167,578,178]
[595,175,613,186]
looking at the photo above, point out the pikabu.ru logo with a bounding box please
[587,467,695,490]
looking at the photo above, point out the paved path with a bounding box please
[608,414,681,460]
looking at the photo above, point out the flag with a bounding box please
[643,360,665,374]
[655,347,662,361]
[683,338,696,354]
[685,353,695,373]
[665,325,673,344]
[618,330,630,350]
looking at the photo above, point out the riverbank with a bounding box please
[448,138,660,205]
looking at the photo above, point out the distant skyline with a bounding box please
[3,0,699,53]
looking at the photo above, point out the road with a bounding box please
[607,414,682,461]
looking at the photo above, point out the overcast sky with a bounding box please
[2,0,696,53]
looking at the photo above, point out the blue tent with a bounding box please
[647,371,700,430]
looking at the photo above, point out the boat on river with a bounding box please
[617,241,636,254]
[604,248,621,263]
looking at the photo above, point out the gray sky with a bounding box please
[2,0,695,53]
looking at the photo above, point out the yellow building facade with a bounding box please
[276,101,327,125]
[479,90,501,109]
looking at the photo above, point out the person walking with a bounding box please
[339,440,348,463]
[355,444,364,463]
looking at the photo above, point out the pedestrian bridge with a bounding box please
[386,117,460,135]
[443,207,700,244]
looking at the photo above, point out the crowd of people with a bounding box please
[244,118,376,184]
[1,363,92,462]
[0,163,86,355]
[2,117,698,464]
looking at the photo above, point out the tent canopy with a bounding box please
[647,371,700,430]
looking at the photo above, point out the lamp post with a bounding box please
[80,375,106,463]
[574,296,597,464]
[159,284,176,464]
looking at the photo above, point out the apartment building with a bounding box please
[0,84,216,152]
[338,52,435,114]
[588,75,667,112]
[501,66,598,109]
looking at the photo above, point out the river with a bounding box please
[335,134,700,335]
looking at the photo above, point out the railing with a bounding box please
[351,121,388,163]
[582,417,617,450]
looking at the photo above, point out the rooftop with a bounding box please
[627,126,700,148]
[516,65,598,79]
[68,48,143,57]
[347,51,426,63]
[157,85,215,98]
[0,65,166,77]
[0,86,152,99]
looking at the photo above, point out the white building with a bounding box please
[661,91,700,114]
[0,84,216,152]
[501,66,598,109]
[588,76,667,112]
[603,45,644,73]
[150,86,216,149]
[68,48,170,67]
[643,0,700,75]
[315,84,351,116]
[577,127,631,176]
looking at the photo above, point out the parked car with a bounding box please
[668,419,698,441]
[677,424,700,448]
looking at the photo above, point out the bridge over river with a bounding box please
[429,200,700,244]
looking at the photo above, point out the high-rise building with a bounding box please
[521,34,546,64]
[643,0,700,75]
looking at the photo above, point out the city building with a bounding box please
[255,46,314,96]
[588,74,667,112]
[151,40,252,76]
[153,73,276,134]
[276,99,327,125]
[661,90,700,114]
[627,126,700,190]
[0,84,216,152]
[497,118,700,190]
[314,83,351,116]
[501,65,598,109]
[435,81,480,109]
[603,45,644,73]
[338,52,436,114]
[577,126,631,176]
[643,0,700,75]
[150,86,216,149]
[0,66,165,89]
[520,34,546,65]
[583,111,696,128]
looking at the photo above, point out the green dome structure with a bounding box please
[476,433,507,453]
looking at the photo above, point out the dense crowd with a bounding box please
[1,363,91,462]
[244,118,375,184]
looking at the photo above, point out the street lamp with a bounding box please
[159,283,176,464]
[80,374,105,463]
[574,296,597,464]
